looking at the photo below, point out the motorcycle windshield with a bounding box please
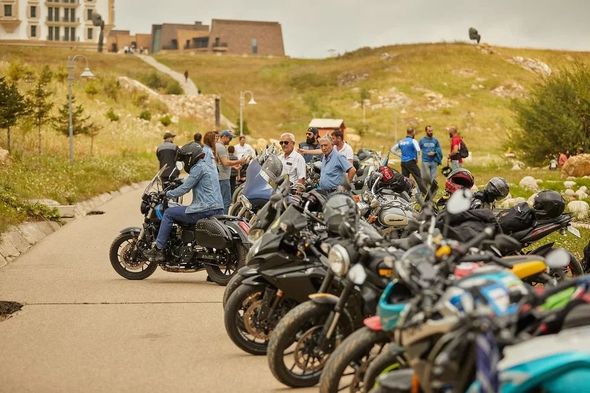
[270,205,307,234]
[144,166,168,195]
[242,159,272,200]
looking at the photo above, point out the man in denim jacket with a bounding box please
[419,125,443,185]
[146,143,224,262]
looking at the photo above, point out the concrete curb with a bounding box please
[0,181,149,268]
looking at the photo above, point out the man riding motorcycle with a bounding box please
[145,142,224,262]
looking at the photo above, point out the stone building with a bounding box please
[150,21,209,53]
[106,30,151,53]
[0,0,115,49]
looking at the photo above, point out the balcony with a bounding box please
[46,16,79,25]
[0,16,22,32]
[211,42,228,52]
[45,0,80,7]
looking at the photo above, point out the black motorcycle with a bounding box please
[109,167,250,286]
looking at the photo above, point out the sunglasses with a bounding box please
[306,133,313,136]
[279,141,291,145]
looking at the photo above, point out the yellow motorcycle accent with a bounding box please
[502,255,548,280]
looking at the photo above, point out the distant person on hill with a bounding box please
[156,131,178,183]
[298,127,321,163]
[447,126,464,171]
[234,136,256,159]
[332,129,354,164]
[419,125,443,185]
[184,70,189,83]
[193,132,202,146]
[392,127,427,195]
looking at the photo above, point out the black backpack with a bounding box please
[458,140,469,159]
[498,202,535,234]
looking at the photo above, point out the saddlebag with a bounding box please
[194,217,233,250]
[498,202,535,234]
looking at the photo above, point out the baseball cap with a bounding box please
[163,131,176,139]
[307,127,318,135]
[220,130,234,139]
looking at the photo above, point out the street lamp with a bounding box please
[239,90,256,137]
[67,55,95,163]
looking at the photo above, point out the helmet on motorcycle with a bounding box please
[377,281,411,331]
[484,177,509,201]
[533,190,565,219]
[176,142,204,172]
[357,149,370,161]
[259,154,283,185]
[444,169,474,195]
[378,166,396,183]
[323,193,357,234]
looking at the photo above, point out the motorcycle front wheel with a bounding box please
[362,344,407,392]
[222,272,246,309]
[267,301,354,388]
[109,232,158,280]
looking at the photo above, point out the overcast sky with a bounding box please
[116,0,589,58]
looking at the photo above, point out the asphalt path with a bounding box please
[0,187,315,393]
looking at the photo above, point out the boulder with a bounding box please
[498,197,526,209]
[567,201,590,219]
[575,190,589,200]
[564,189,576,197]
[564,180,576,189]
[519,176,538,190]
[527,193,538,207]
[579,186,588,193]
[562,154,590,177]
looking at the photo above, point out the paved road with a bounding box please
[136,53,200,96]
[0,188,315,393]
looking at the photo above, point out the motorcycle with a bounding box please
[108,166,250,285]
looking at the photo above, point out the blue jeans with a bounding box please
[421,161,438,184]
[219,179,231,214]
[155,206,223,249]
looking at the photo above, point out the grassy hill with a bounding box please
[156,42,590,158]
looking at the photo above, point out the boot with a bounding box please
[144,246,165,262]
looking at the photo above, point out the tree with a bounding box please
[52,96,99,143]
[468,27,481,44]
[510,63,590,164]
[0,76,27,152]
[26,66,54,154]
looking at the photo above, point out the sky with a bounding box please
[116,0,590,58]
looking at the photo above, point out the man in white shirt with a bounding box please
[278,132,306,187]
[234,136,256,159]
[332,129,354,164]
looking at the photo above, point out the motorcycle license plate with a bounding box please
[567,225,581,238]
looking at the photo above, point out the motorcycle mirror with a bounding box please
[446,188,473,215]
[348,263,367,285]
[175,161,184,171]
[545,248,570,269]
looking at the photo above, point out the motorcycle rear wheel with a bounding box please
[205,244,248,286]
[109,232,158,280]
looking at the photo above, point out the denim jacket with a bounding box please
[166,159,224,214]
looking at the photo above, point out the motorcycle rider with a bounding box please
[145,143,224,262]
[392,127,427,195]
[279,132,306,187]
[318,135,356,193]
[156,131,178,184]
[298,127,321,163]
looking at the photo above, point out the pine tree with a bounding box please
[0,76,27,153]
[26,66,54,155]
[52,96,100,154]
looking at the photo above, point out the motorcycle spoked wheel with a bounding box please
[362,344,407,392]
[204,244,248,286]
[224,284,298,355]
[267,301,354,388]
[319,327,390,393]
[109,232,158,280]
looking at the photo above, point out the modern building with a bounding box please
[150,21,209,53]
[0,0,115,48]
[106,29,151,53]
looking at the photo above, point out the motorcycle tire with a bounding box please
[222,272,246,309]
[224,284,271,355]
[550,252,584,281]
[363,344,407,392]
[109,232,158,280]
[562,304,590,330]
[319,327,390,393]
[267,301,353,388]
[205,244,248,286]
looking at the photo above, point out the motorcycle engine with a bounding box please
[378,196,413,228]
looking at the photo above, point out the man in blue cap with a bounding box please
[216,130,247,213]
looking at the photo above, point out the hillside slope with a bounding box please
[157,43,590,157]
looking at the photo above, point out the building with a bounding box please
[106,29,151,53]
[309,119,346,137]
[0,0,115,48]
[148,19,285,56]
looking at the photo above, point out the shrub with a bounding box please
[105,108,120,122]
[85,81,99,96]
[6,61,32,82]
[165,81,183,95]
[159,114,172,126]
[102,77,120,101]
[139,110,151,121]
[148,99,169,114]
[54,66,68,83]
[131,91,149,107]
[143,72,166,91]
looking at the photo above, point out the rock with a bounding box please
[0,148,9,164]
[17,222,47,245]
[580,186,588,193]
[499,197,526,209]
[564,180,576,189]
[575,190,589,200]
[567,201,590,219]
[527,193,537,207]
[508,56,552,76]
[491,82,526,99]
[3,229,30,254]
[0,233,20,260]
[562,154,590,177]
[56,205,76,218]
[519,176,538,190]
[564,189,576,197]
[511,163,521,171]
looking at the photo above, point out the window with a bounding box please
[64,8,69,22]
[87,27,93,40]
[251,38,258,54]
[31,25,37,38]
[48,26,53,40]
[70,27,76,41]
[64,26,69,40]
[54,7,59,21]
[4,4,12,17]
[48,7,53,21]
[214,37,220,47]
[86,8,93,21]
[70,9,75,22]
[30,6,37,18]
[55,26,60,40]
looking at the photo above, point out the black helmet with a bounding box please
[533,190,565,219]
[323,193,357,234]
[177,142,204,172]
[441,166,452,177]
[484,177,509,200]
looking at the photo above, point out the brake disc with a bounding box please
[120,241,144,270]
[243,294,269,340]
[293,325,328,372]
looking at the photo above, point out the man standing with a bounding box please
[298,127,321,163]
[193,132,202,146]
[278,132,306,187]
[392,127,427,194]
[319,136,356,193]
[156,131,178,183]
[332,129,354,164]
[234,136,256,159]
[447,126,463,170]
[419,125,443,184]
[216,130,247,213]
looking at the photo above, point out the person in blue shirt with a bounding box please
[392,127,427,195]
[318,136,356,192]
[145,143,224,262]
[418,125,443,185]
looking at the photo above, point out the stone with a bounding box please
[3,229,30,254]
[48,222,61,232]
[580,186,588,193]
[511,164,521,171]
[564,189,576,197]
[567,200,590,219]
[0,148,9,164]
[527,193,538,207]
[576,191,589,200]
[519,176,538,190]
[564,181,576,189]
[562,154,590,177]
[0,234,20,260]
[0,254,6,268]
[56,205,76,218]
[36,222,56,236]
[27,198,60,207]
[18,222,46,245]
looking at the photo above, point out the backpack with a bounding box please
[497,202,535,234]
[458,140,469,159]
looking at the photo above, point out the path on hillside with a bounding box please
[0,189,313,393]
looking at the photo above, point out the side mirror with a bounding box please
[545,248,570,269]
[446,188,473,215]
[175,161,184,171]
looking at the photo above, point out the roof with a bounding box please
[308,119,345,128]
[211,19,282,26]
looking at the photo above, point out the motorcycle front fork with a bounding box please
[321,280,355,347]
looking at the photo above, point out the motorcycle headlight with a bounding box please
[328,244,351,276]
[248,228,265,243]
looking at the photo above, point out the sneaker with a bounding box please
[144,246,165,262]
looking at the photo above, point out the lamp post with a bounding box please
[66,55,95,163]
[239,90,256,137]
